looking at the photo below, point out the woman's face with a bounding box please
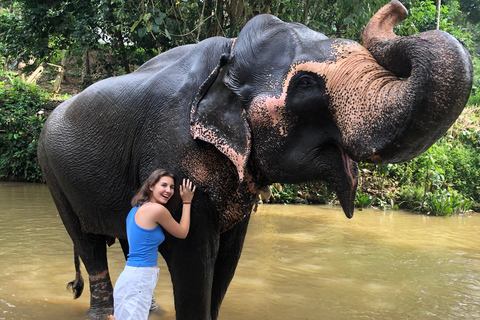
[149,176,175,205]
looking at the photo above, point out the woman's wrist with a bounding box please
[182,201,192,205]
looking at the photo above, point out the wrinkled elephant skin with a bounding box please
[37,1,472,319]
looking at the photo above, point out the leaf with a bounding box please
[143,13,151,22]
[155,12,166,25]
[130,20,140,32]
[138,27,147,38]
[151,23,159,33]
[164,28,171,39]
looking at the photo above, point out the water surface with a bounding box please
[1,182,479,319]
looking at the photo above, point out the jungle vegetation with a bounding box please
[1,0,479,216]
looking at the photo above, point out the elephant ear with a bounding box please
[190,53,251,181]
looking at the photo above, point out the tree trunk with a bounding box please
[226,0,245,33]
[214,0,224,37]
[81,47,92,86]
[436,0,441,30]
[302,0,311,24]
[196,0,207,42]
[26,63,44,84]
[52,50,68,93]
[59,49,68,83]
[115,30,131,74]
[53,65,64,93]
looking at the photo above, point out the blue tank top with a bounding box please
[126,204,165,267]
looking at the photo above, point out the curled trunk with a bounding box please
[343,0,473,163]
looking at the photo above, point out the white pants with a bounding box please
[113,266,159,320]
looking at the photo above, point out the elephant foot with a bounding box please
[87,270,114,319]
[150,295,167,315]
[87,306,114,320]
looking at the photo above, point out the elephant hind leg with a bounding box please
[119,238,129,260]
[66,247,84,299]
[44,174,114,318]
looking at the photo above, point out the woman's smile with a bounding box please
[150,176,175,204]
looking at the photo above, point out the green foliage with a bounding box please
[129,47,159,69]
[468,55,480,106]
[358,107,480,214]
[396,184,425,211]
[0,1,98,63]
[355,190,376,210]
[270,182,336,204]
[376,197,398,211]
[396,0,474,51]
[270,184,301,204]
[275,0,383,41]
[424,188,473,216]
[0,77,48,181]
[1,0,476,77]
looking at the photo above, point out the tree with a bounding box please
[396,0,474,51]
[0,0,475,76]
[443,0,479,46]
[0,1,99,62]
[454,0,480,24]
[436,0,441,30]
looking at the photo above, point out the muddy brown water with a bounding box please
[1,182,480,319]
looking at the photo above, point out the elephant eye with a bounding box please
[297,74,317,87]
[286,72,328,116]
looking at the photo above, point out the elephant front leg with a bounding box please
[160,227,220,320]
[211,214,251,319]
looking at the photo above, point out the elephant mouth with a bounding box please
[333,142,358,219]
[336,143,357,191]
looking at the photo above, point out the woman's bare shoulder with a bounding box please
[140,202,170,215]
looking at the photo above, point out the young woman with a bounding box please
[113,169,196,320]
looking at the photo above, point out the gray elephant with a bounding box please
[37,1,472,319]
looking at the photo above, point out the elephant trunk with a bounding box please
[339,0,473,164]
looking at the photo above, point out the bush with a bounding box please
[355,190,376,210]
[360,106,480,213]
[468,55,480,106]
[0,78,48,181]
[424,188,473,216]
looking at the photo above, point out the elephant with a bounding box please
[37,1,472,319]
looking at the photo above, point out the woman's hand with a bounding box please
[154,178,195,239]
[180,178,196,203]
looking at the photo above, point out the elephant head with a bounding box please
[191,0,473,219]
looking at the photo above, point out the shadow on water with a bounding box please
[1,182,480,319]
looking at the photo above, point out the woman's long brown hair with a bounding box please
[131,169,178,208]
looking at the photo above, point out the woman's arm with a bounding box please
[156,179,196,239]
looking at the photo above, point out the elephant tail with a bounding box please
[66,247,84,299]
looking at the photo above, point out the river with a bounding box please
[1,182,479,319]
